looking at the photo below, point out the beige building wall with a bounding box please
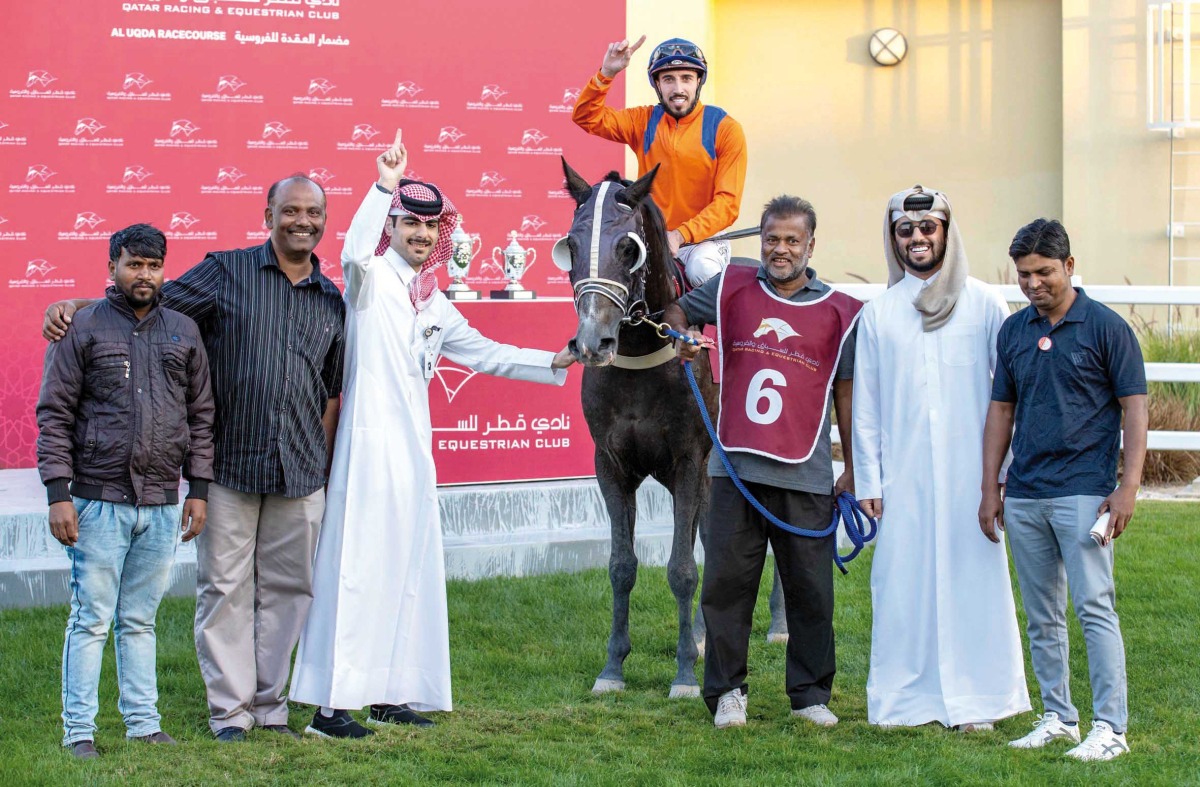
[1062,0,1173,291]
[623,1,1063,283]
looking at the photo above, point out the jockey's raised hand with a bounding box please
[376,128,407,192]
[600,35,647,79]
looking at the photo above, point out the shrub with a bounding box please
[1134,314,1200,485]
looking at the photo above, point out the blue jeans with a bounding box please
[61,497,180,746]
[1004,495,1128,731]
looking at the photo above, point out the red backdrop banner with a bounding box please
[0,0,625,481]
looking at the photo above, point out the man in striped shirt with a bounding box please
[43,176,345,742]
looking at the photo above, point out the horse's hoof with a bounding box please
[592,678,626,695]
[669,684,700,699]
[766,632,790,645]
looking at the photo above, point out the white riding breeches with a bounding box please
[677,240,730,288]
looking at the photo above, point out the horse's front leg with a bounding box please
[664,463,706,698]
[593,459,639,694]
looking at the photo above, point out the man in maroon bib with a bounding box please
[664,195,861,729]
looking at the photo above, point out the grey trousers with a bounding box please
[1004,495,1128,731]
[194,484,324,732]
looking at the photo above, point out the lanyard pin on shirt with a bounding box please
[422,325,441,378]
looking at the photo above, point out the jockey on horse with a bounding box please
[572,35,748,289]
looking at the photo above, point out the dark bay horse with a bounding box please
[554,160,719,697]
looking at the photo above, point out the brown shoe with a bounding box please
[133,731,178,744]
[70,740,99,759]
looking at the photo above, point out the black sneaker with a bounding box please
[214,726,246,743]
[368,704,435,728]
[305,710,375,739]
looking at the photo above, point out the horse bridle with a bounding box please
[553,180,649,320]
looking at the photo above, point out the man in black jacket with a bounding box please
[36,223,215,759]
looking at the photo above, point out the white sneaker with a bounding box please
[954,722,994,733]
[1065,721,1129,762]
[713,689,747,729]
[1008,712,1081,749]
[792,704,838,727]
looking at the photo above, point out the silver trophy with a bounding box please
[445,223,482,300]
[489,230,537,300]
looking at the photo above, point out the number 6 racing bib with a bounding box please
[715,265,862,462]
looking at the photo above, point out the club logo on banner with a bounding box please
[248,121,308,150]
[200,166,260,196]
[107,165,170,195]
[307,167,352,196]
[336,123,382,151]
[0,120,29,146]
[507,128,563,156]
[467,84,523,112]
[58,117,125,147]
[0,216,28,241]
[8,259,75,290]
[57,212,109,242]
[153,119,218,148]
[515,215,561,244]
[293,77,352,106]
[424,126,481,154]
[10,165,75,194]
[381,80,439,109]
[107,71,172,102]
[165,212,217,242]
[466,171,522,199]
[549,87,581,114]
[10,69,76,100]
[201,75,265,104]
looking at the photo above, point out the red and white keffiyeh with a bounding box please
[374,180,461,311]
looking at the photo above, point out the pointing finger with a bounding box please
[629,34,647,53]
[393,128,403,147]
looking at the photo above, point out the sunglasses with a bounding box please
[894,220,941,238]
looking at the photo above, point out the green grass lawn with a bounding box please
[1,501,1197,785]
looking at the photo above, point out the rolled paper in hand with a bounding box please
[1089,512,1112,547]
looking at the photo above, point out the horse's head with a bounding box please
[554,158,659,367]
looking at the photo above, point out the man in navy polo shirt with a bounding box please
[979,218,1148,762]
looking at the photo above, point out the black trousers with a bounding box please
[701,477,836,714]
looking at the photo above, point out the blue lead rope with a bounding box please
[661,323,878,573]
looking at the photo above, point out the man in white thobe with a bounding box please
[851,185,1030,731]
[289,131,574,738]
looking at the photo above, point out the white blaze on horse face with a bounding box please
[590,180,611,279]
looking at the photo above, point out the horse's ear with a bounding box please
[623,164,660,207]
[561,157,592,206]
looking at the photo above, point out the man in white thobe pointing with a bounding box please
[289,131,575,738]
[851,185,1030,731]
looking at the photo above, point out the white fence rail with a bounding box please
[826,282,1200,452]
